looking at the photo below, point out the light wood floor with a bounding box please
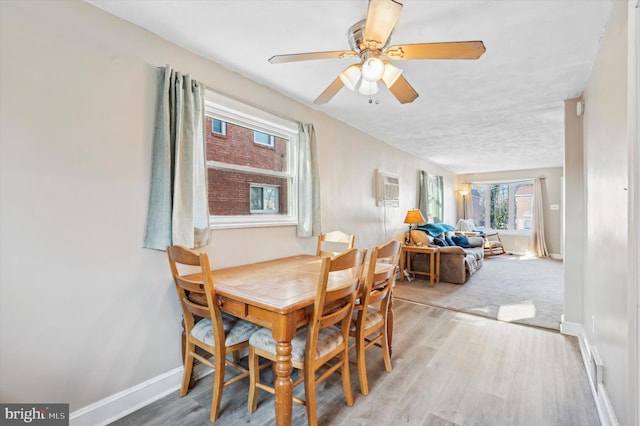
[112,300,599,425]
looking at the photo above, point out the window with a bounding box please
[254,131,275,147]
[212,118,226,135]
[204,91,299,228]
[250,184,279,213]
[470,181,533,231]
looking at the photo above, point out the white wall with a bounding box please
[0,0,455,414]
[457,167,564,257]
[579,1,634,423]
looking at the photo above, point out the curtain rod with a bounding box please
[463,177,545,185]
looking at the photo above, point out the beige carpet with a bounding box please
[394,254,564,330]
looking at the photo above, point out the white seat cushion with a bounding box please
[249,326,343,363]
[191,314,260,347]
[350,306,383,331]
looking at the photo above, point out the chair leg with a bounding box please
[247,347,259,413]
[356,333,369,396]
[209,354,226,422]
[381,325,392,373]
[340,348,354,406]
[303,364,318,426]
[180,342,195,397]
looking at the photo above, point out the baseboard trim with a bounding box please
[69,364,212,426]
[550,252,563,260]
[563,321,620,426]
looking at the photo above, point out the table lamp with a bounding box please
[403,209,426,243]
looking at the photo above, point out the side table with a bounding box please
[399,244,440,287]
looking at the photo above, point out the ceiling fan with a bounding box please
[268,0,486,105]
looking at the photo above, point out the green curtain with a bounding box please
[418,171,443,223]
[143,65,210,250]
[296,123,321,237]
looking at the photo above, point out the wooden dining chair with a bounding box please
[247,248,367,426]
[350,239,401,396]
[316,230,356,257]
[167,245,261,422]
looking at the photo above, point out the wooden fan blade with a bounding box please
[384,41,486,60]
[387,75,418,104]
[269,50,357,64]
[363,0,403,50]
[314,77,345,105]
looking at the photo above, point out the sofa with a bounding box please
[408,229,484,284]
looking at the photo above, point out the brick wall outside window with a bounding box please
[206,119,289,215]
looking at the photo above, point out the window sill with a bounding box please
[490,230,531,237]
[210,215,297,230]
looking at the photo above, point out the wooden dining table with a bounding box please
[188,254,394,426]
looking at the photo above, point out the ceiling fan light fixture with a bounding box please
[358,80,379,96]
[339,64,362,91]
[361,57,385,82]
[381,61,403,88]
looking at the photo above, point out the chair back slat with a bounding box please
[183,297,212,318]
[316,230,356,257]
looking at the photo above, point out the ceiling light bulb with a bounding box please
[338,64,362,91]
[358,80,379,96]
[361,57,384,82]
[382,61,403,88]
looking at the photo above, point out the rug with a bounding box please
[393,254,564,330]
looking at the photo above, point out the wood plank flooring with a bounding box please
[111,300,599,425]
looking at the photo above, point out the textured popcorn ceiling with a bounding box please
[87,0,612,174]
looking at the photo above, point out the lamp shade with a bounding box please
[339,64,362,91]
[381,61,403,88]
[404,209,426,225]
[361,57,385,82]
[358,80,379,96]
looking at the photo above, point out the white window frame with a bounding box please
[204,90,299,229]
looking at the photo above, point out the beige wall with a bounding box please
[580,1,631,423]
[0,0,455,413]
[563,98,585,325]
[457,167,564,257]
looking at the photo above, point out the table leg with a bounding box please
[274,341,293,426]
[429,251,435,287]
[435,251,441,283]
[399,248,406,282]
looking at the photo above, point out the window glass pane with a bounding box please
[254,131,274,147]
[250,185,279,213]
[470,181,533,231]
[212,119,226,135]
[208,169,288,216]
[514,183,533,230]
[206,121,287,172]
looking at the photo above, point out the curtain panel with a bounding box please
[143,65,211,250]
[297,123,321,237]
[529,177,549,257]
[418,171,443,223]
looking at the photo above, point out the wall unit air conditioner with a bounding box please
[376,170,399,207]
